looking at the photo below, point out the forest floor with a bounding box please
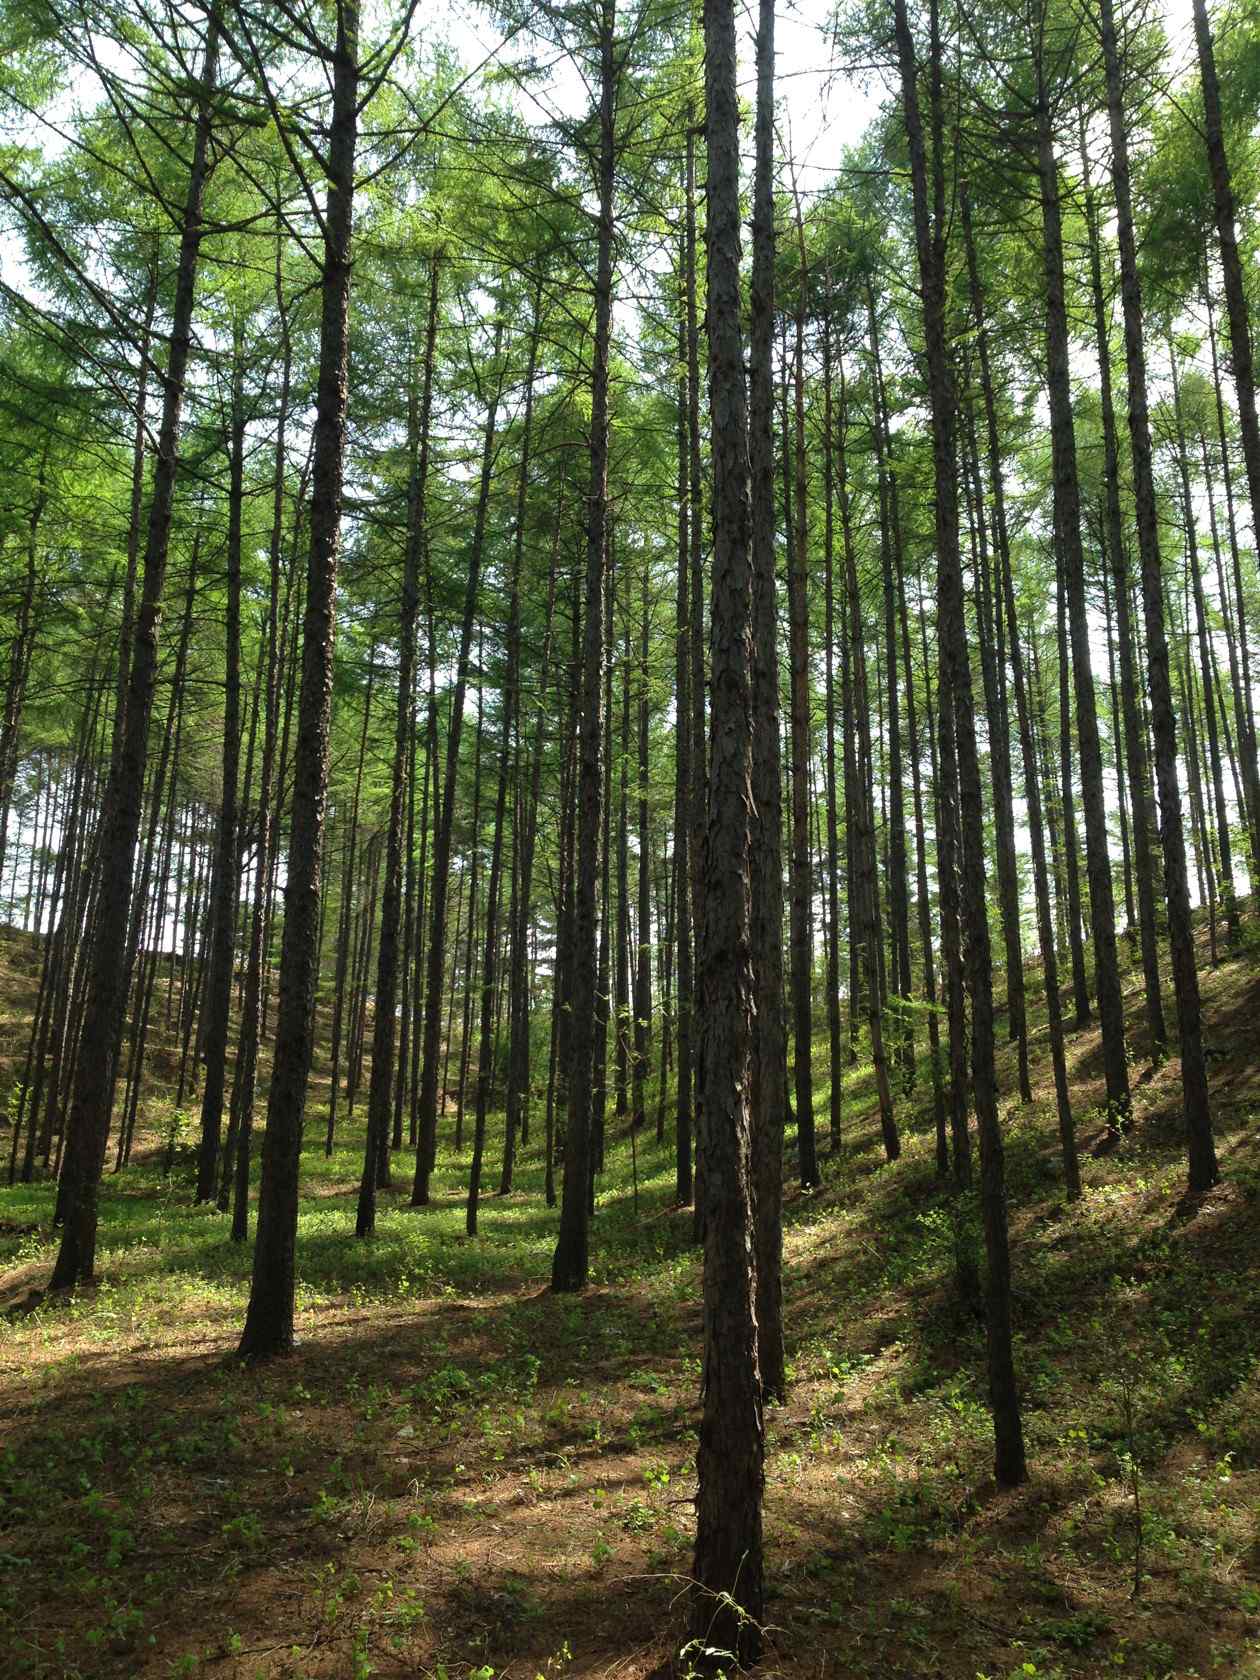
[2,916,1260,1680]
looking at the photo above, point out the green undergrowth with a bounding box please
[1,921,1259,1680]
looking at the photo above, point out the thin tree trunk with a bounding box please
[1098,0,1217,1190]
[412,323,505,1204]
[1036,88,1131,1129]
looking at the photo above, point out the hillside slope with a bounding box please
[1,916,1259,1680]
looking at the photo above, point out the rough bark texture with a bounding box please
[748,0,786,1400]
[690,0,765,1657]
[236,10,358,1359]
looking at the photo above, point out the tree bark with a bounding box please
[690,0,764,1647]
[1099,0,1217,1189]
[237,8,359,1359]
[51,17,220,1289]
[550,0,614,1291]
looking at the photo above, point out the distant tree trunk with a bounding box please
[1101,546,1136,941]
[615,617,631,1122]
[454,664,485,1153]
[1054,544,1091,1028]
[1183,649,1217,958]
[502,478,557,1194]
[469,301,541,1233]
[867,293,915,1091]
[1169,338,1238,948]
[1077,124,1166,1047]
[690,0,764,1648]
[633,559,652,1134]
[591,557,615,1193]
[1036,87,1130,1129]
[1202,273,1260,887]
[1099,0,1217,1190]
[838,357,898,1163]
[991,451,1079,1195]
[550,0,614,1292]
[236,12,359,1359]
[195,326,245,1202]
[0,470,46,893]
[357,262,440,1237]
[227,256,293,1240]
[326,648,376,1153]
[51,17,220,1290]
[412,322,504,1205]
[959,384,1028,1100]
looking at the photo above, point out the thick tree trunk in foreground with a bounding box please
[690,0,764,1656]
[237,13,359,1360]
[748,0,785,1401]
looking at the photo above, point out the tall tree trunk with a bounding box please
[469,296,541,1231]
[691,0,764,1648]
[867,292,916,1090]
[838,358,899,1162]
[1077,125,1167,1047]
[1098,0,1217,1190]
[1035,86,1131,1130]
[821,313,845,1154]
[228,253,293,1240]
[51,18,220,1289]
[748,0,786,1398]
[195,326,245,1201]
[633,557,652,1133]
[787,202,818,1190]
[893,0,1026,1486]
[412,323,504,1204]
[1169,337,1238,948]
[1192,0,1260,600]
[1203,271,1260,887]
[673,316,694,1206]
[550,0,614,1292]
[236,11,359,1359]
[357,259,440,1236]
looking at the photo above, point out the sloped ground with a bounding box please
[1,915,1259,1680]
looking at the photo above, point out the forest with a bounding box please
[0,0,1259,1670]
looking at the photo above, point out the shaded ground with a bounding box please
[2,914,1260,1680]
